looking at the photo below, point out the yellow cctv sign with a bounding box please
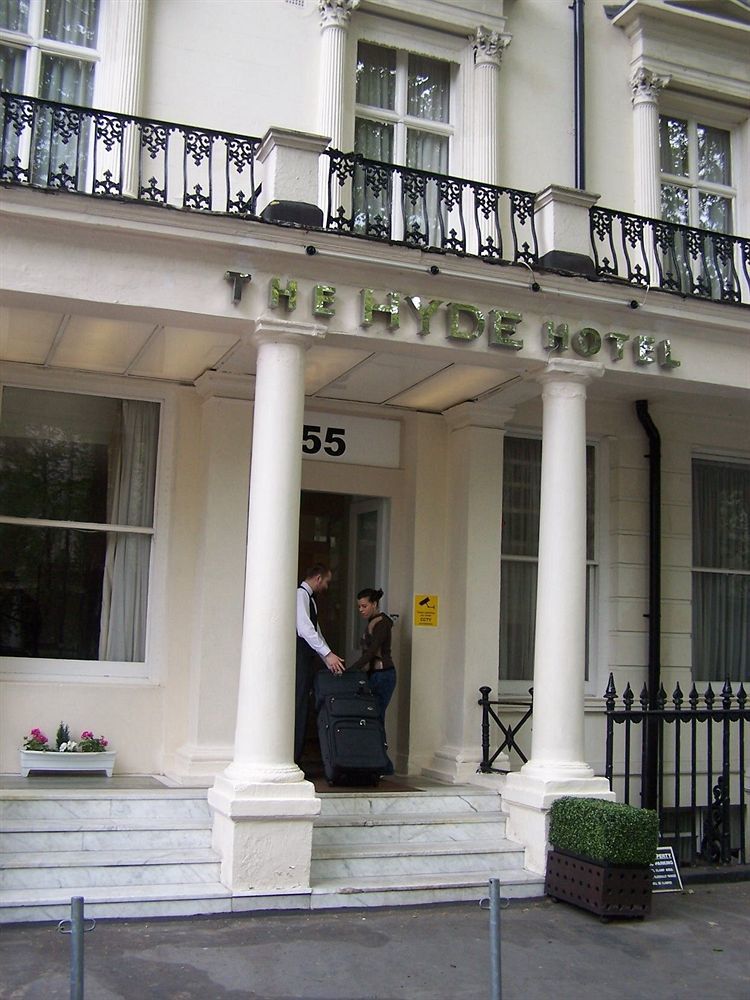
[414,594,439,628]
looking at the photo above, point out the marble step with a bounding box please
[317,790,502,818]
[310,869,544,909]
[0,791,211,822]
[0,823,212,853]
[310,840,523,880]
[1,847,221,890]
[313,811,506,847]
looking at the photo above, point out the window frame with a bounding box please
[690,451,750,684]
[0,371,173,684]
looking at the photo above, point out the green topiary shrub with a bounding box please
[548,797,659,866]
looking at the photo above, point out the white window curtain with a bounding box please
[99,400,159,661]
[692,459,750,682]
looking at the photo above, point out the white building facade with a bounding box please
[1,0,748,893]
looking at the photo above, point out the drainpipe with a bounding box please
[635,399,661,810]
[572,0,586,190]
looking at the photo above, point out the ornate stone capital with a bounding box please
[318,0,360,30]
[473,26,510,68]
[630,66,670,105]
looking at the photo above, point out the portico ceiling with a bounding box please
[0,304,519,413]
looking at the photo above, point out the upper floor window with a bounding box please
[659,116,734,234]
[692,457,749,682]
[0,386,159,663]
[355,41,452,174]
[0,0,100,105]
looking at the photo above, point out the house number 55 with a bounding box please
[302,424,347,457]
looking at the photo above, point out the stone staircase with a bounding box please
[0,782,543,923]
[310,786,543,907]
[0,787,229,924]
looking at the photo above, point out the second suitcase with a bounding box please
[315,670,389,785]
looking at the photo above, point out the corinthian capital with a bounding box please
[473,26,510,68]
[318,0,360,30]
[630,66,670,104]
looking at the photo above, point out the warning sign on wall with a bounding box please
[414,594,439,628]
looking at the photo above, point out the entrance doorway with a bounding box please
[297,491,389,766]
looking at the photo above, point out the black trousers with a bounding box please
[294,645,316,764]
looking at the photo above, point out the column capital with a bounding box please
[251,315,328,347]
[318,0,359,30]
[472,26,511,68]
[536,358,605,389]
[630,66,670,106]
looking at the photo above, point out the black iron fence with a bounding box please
[604,673,748,866]
[325,149,539,266]
[0,90,261,216]
[478,686,533,774]
[590,206,750,306]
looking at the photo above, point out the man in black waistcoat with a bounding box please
[295,563,344,765]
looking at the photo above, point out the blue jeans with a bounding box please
[369,669,396,774]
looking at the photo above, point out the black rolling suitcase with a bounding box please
[314,670,389,785]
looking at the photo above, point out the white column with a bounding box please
[95,0,147,115]
[631,67,670,219]
[318,0,359,151]
[471,27,509,186]
[424,402,512,783]
[503,360,613,874]
[208,317,326,893]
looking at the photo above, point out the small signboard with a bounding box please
[414,594,439,628]
[651,845,683,893]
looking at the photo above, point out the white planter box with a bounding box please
[19,749,117,777]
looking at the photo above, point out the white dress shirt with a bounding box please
[296,581,331,659]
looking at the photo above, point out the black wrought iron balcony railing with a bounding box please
[591,206,750,307]
[2,89,749,308]
[324,148,540,267]
[0,90,262,215]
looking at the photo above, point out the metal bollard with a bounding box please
[57,896,96,1000]
[479,878,508,1000]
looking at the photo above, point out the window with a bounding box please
[354,40,453,244]
[1,0,101,185]
[692,458,749,682]
[499,437,596,682]
[0,387,159,663]
[659,116,734,233]
[355,41,452,174]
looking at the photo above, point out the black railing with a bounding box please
[0,90,261,216]
[325,149,539,266]
[591,206,750,306]
[604,673,748,866]
[478,686,533,773]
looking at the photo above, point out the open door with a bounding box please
[347,497,390,656]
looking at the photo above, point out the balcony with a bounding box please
[2,90,749,308]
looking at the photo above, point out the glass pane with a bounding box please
[0,523,106,658]
[407,54,450,123]
[0,43,26,91]
[44,0,99,48]
[0,0,30,32]
[586,445,595,561]
[661,184,689,225]
[354,117,394,163]
[0,388,159,527]
[692,572,749,682]
[502,438,542,557]
[499,560,537,681]
[699,192,731,234]
[406,128,448,173]
[693,460,750,571]
[39,52,94,104]
[659,116,688,177]
[356,42,396,111]
[697,124,731,185]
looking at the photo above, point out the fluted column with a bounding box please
[471,26,509,186]
[95,0,147,114]
[502,360,613,874]
[318,0,359,151]
[631,66,670,219]
[209,317,326,893]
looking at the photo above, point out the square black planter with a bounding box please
[545,848,652,919]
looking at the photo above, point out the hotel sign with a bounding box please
[269,277,681,370]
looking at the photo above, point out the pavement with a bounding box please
[1,881,749,1000]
